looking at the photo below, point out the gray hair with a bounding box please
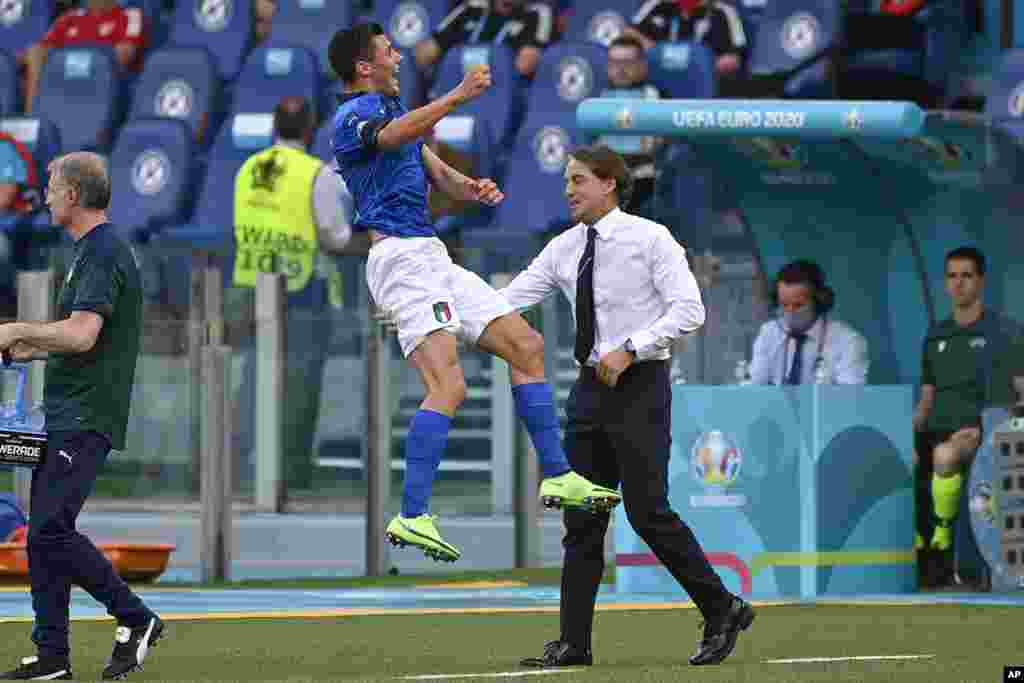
[55,152,111,210]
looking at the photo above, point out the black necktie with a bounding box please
[786,333,808,385]
[574,227,598,365]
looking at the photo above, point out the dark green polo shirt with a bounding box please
[43,223,142,449]
[921,310,1023,431]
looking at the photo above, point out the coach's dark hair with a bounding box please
[945,245,986,276]
[274,96,314,141]
[58,153,111,210]
[569,144,633,207]
[329,22,385,84]
[608,35,646,55]
[775,259,834,313]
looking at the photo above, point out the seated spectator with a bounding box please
[414,0,555,79]
[22,0,149,114]
[623,0,746,85]
[0,132,41,216]
[597,36,661,216]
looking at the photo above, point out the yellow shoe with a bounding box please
[539,471,621,513]
[385,514,460,563]
[930,523,953,551]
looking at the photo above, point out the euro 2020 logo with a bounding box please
[692,430,742,486]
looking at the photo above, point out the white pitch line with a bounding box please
[400,670,580,680]
[766,655,935,664]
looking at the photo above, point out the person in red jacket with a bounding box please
[21,0,149,114]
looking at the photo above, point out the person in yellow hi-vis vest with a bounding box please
[232,96,353,495]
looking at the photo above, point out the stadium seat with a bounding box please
[747,0,839,97]
[34,47,118,152]
[430,44,520,148]
[130,47,219,144]
[563,0,638,47]
[123,0,170,49]
[985,49,1024,139]
[525,42,608,119]
[647,41,716,99]
[266,0,351,77]
[158,112,273,305]
[0,49,16,116]
[231,46,319,117]
[169,0,254,81]
[371,0,450,54]
[487,118,585,240]
[0,0,53,59]
[108,118,195,240]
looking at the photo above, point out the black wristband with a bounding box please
[1,349,10,366]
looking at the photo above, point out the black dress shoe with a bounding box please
[520,640,593,668]
[690,597,755,666]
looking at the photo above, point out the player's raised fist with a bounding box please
[454,64,492,104]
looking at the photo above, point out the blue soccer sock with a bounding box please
[512,382,571,478]
[402,409,452,518]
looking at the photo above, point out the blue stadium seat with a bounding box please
[563,0,638,47]
[158,112,274,305]
[169,0,253,81]
[487,119,585,241]
[130,47,219,144]
[748,0,839,97]
[123,0,170,48]
[525,42,608,119]
[231,46,319,116]
[34,47,118,152]
[0,49,16,116]
[647,41,716,99]
[431,112,498,235]
[108,118,195,240]
[0,0,53,58]
[430,44,520,148]
[985,49,1024,139]
[267,0,351,76]
[372,0,450,53]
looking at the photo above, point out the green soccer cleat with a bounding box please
[930,522,953,551]
[386,514,461,563]
[914,532,925,551]
[539,471,622,513]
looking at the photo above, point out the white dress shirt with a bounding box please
[749,315,869,385]
[500,207,705,364]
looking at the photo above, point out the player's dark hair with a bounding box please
[329,22,385,84]
[273,96,314,141]
[608,35,646,55]
[569,144,633,207]
[945,245,986,276]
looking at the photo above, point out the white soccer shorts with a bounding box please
[366,236,514,357]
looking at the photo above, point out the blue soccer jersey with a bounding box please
[332,91,435,238]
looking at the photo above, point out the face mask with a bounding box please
[781,306,816,333]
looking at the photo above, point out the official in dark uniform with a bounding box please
[914,246,1023,583]
[0,152,163,681]
[502,145,754,668]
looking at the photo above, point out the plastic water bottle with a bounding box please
[734,360,751,385]
[813,357,828,385]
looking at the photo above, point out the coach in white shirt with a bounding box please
[508,145,754,670]
[749,260,869,386]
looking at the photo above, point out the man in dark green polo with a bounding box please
[0,152,163,681]
[914,246,1023,581]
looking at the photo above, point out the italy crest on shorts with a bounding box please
[433,301,452,324]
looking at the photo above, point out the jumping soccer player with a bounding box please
[328,22,621,563]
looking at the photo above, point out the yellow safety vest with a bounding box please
[233,145,321,293]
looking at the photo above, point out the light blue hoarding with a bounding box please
[615,385,915,599]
